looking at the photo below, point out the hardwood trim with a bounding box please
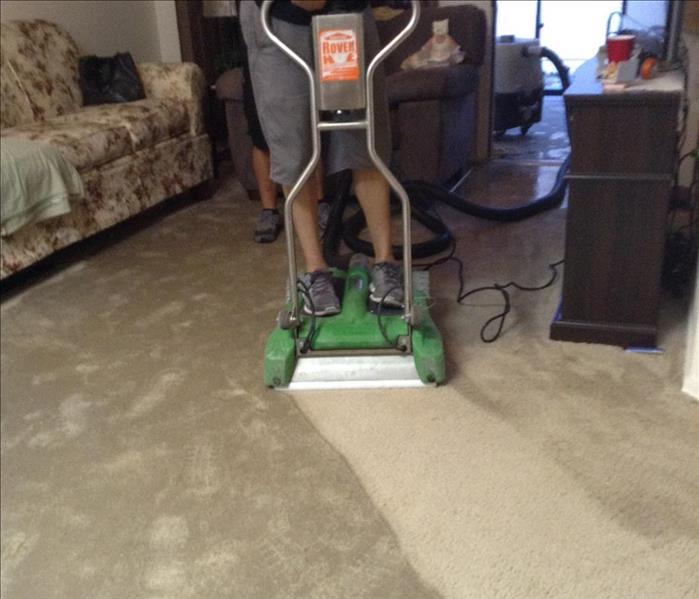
[550,305,658,348]
[175,0,237,85]
[175,1,199,66]
[566,173,673,182]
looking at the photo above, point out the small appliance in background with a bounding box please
[493,36,569,138]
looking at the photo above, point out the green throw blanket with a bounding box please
[1,137,83,236]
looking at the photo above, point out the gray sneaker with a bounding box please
[254,209,282,243]
[301,269,341,316]
[370,261,404,308]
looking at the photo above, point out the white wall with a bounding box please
[683,270,699,400]
[153,0,181,63]
[624,0,669,29]
[681,30,699,401]
[0,0,181,63]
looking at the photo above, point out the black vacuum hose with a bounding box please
[405,153,570,223]
[322,170,353,264]
[340,184,454,259]
[326,154,570,261]
[541,47,570,90]
[537,47,571,95]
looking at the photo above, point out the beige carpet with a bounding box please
[2,166,698,598]
[0,178,439,599]
[295,166,699,598]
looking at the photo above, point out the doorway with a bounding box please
[496,0,623,82]
[491,0,622,164]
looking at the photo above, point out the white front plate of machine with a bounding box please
[282,355,428,390]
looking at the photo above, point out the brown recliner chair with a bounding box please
[218,4,486,192]
[215,68,258,198]
[377,4,487,184]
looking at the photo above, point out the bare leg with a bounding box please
[283,166,326,273]
[353,167,394,263]
[252,146,278,210]
[311,161,324,204]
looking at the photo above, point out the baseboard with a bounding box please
[682,377,699,401]
[550,305,658,348]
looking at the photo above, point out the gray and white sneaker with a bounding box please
[254,209,282,243]
[370,261,404,308]
[301,269,341,316]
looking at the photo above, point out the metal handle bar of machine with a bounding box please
[260,0,421,330]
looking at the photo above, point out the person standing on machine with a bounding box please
[240,0,403,316]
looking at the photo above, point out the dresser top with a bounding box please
[565,58,684,105]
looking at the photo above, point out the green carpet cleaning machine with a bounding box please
[262,0,445,390]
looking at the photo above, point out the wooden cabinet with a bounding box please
[550,60,682,347]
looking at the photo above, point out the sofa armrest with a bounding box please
[386,64,479,106]
[137,62,207,135]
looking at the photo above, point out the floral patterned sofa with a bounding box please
[0,20,213,279]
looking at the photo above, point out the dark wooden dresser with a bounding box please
[550,60,683,347]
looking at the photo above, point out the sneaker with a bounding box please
[317,200,331,240]
[370,261,404,308]
[254,209,282,243]
[301,269,341,316]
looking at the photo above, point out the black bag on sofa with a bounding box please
[79,52,145,105]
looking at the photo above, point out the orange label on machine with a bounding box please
[319,29,360,82]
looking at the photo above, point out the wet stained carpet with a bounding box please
[0,182,440,599]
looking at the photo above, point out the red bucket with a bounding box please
[606,35,635,63]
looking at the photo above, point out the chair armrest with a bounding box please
[137,62,207,135]
[385,64,480,106]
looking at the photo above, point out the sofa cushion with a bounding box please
[386,64,479,106]
[0,21,82,122]
[137,62,208,135]
[57,99,190,151]
[1,120,133,172]
[0,58,35,129]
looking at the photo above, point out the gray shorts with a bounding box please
[240,3,391,187]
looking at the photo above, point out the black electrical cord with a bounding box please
[296,278,317,353]
[677,149,697,168]
[457,259,564,343]
[375,284,405,349]
[664,150,698,297]
[662,42,696,298]
[414,236,459,271]
[417,236,565,343]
